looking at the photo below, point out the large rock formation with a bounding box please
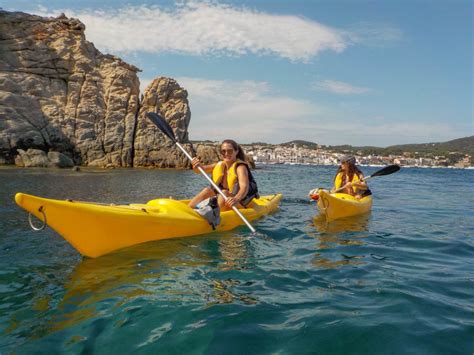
[133,78,192,168]
[0,10,191,168]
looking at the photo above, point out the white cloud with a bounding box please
[311,80,372,95]
[176,77,271,100]
[171,76,321,143]
[36,2,347,61]
[346,22,403,47]
[141,76,462,146]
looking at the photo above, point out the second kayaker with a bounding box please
[332,155,372,199]
[188,139,259,211]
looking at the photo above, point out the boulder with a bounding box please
[14,148,74,168]
[15,149,49,167]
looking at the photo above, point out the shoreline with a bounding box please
[1,164,473,171]
[255,162,474,170]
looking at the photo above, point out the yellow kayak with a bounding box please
[316,189,372,222]
[15,192,282,258]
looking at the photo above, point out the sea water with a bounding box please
[0,165,473,354]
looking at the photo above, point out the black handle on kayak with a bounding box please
[146,112,257,233]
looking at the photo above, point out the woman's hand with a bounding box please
[344,182,353,189]
[353,180,368,190]
[191,157,201,170]
[224,196,239,208]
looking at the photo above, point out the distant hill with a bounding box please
[384,136,474,156]
[280,140,319,149]
[246,142,272,146]
[327,136,474,157]
[192,136,474,157]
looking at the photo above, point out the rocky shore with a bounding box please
[0,10,223,168]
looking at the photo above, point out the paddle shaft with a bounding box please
[175,142,256,233]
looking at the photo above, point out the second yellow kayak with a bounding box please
[316,189,372,221]
[15,192,282,258]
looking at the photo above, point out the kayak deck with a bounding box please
[15,192,282,258]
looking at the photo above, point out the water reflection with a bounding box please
[312,254,365,269]
[207,279,258,306]
[217,233,250,271]
[48,237,212,334]
[206,233,259,305]
[38,233,259,336]
[310,214,370,269]
[312,214,370,234]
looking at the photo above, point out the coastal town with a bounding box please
[241,142,473,169]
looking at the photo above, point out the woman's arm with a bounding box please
[191,157,216,174]
[332,173,367,192]
[351,175,368,190]
[352,182,368,190]
[225,165,249,207]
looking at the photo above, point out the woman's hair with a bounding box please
[334,161,363,184]
[221,139,246,161]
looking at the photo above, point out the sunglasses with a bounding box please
[220,149,235,155]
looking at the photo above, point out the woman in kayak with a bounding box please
[332,155,371,199]
[188,139,259,211]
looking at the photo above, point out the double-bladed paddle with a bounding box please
[309,164,401,200]
[146,112,256,233]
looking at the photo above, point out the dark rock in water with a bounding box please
[0,10,192,168]
[48,151,74,168]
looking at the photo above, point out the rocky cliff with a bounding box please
[0,10,191,168]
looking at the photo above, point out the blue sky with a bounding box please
[2,0,472,146]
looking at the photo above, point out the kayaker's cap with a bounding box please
[340,155,356,164]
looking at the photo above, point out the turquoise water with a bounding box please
[0,165,473,354]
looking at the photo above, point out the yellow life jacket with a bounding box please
[334,172,362,193]
[212,160,248,194]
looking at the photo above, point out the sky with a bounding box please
[2,0,473,146]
